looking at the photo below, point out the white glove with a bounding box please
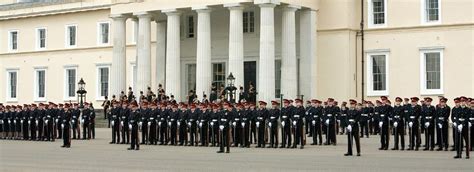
[61,124,64,129]
[325,119,329,125]
[187,122,191,127]
[28,121,31,125]
[128,124,132,130]
[8,120,11,124]
[438,123,442,129]
[457,124,463,132]
[312,120,316,125]
[147,122,151,126]
[347,125,352,132]
[453,122,457,127]
[35,120,39,125]
[81,119,84,123]
[159,122,162,126]
[232,122,236,126]
[379,121,383,128]
[21,120,24,124]
[168,122,171,126]
[199,122,202,127]
[55,119,59,123]
[469,122,472,128]
[256,122,260,128]
[111,121,115,126]
[219,125,224,131]
[293,121,297,126]
[424,122,430,128]
[282,121,285,127]
[139,122,143,127]
[269,122,272,127]
[120,121,124,126]
[14,120,17,124]
[394,122,398,128]
[409,122,413,128]
[210,122,214,126]
[241,122,245,127]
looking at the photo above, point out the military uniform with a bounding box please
[268,101,280,148]
[391,98,405,150]
[71,106,81,139]
[378,97,391,150]
[280,101,292,148]
[421,97,436,151]
[217,103,232,153]
[345,100,361,156]
[406,97,422,151]
[309,100,323,145]
[178,105,188,146]
[210,105,220,147]
[61,106,72,148]
[435,99,450,151]
[128,103,140,150]
[120,104,130,144]
[292,99,305,149]
[240,105,251,148]
[360,103,371,138]
[198,105,210,146]
[453,97,470,159]
[187,105,199,146]
[255,102,268,148]
[323,99,338,145]
[167,105,179,145]
[110,103,121,144]
[231,106,242,147]
[139,105,150,144]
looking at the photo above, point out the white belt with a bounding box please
[361,114,368,117]
[313,115,319,118]
[221,119,227,122]
[212,119,218,122]
[270,117,276,119]
[425,116,432,119]
[294,115,300,118]
[438,117,444,120]
[258,117,263,120]
[150,118,154,120]
[459,118,465,121]
[341,114,346,116]
[380,115,385,117]
[348,119,355,122]
[242,118,248,120]
[161,118,165,120]
[235,119,240,121]
[410,116,415,119]
[394,116,400,118]
[171,119,176,121]
[327,114,332,117]
[469,118,474,120]
[282,116,288,119]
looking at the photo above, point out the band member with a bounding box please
[435,97,450,151]
[407,97,422,151]
[309,99,323,145]
[36,103,45,141]
[453,97,470,159]
[268,101,280,148]
[61,104,72,148]
[249,103,257,144]
[55,104,64,139]
[255,101,268,148]
[345,100,361,156]
[110,102,121,144]
[217,103,232,153]
[339,102,348,135]
[293,99,305,149]
[22,105,30,140]
[280,99,292,148]
[128,102,140,150]
[324,98,337,145]
[391,97,405,150]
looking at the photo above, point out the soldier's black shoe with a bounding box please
[430,148,434,151]
[300,146,304,149]
[109,142,115,144]
[401,148,405,151]
[225,151,230,153]
[344,153,352,156]
[311,143,316,145]
[466,156,470,159]
[65,145,70,148]
[266,146,272,148]
[378,148,384,150]
[453,156,461,159]
[423,148,429,151]
[279,146,285,148]
[61,145,66,148]
[450,148,456,151]
[357,153,361,156]
[127,148,134,150]
[135,147,139,150]
[216,150,224,153]
[391,148,398,150]
[436,148,443,151]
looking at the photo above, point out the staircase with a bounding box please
[94,109,109,128]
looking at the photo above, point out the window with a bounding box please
[132,19,138,44]
[6,69,18,101]
[36,28,47,50]
[34,68,47,101]
[243,11,255,33]
[275,60,281,98]
[65,25,77,47]
[97,66,110,99]
[98,22,110,45]
[186,15,195,38]
[186,64,197,94]
[212,63,226,90]
[368,0,387,28]
[130,63,137,91]
[420,48,443,95]
[366,51,389,96]
[8,30,18,51]
[421,0,441,24]
[64,67,77,99]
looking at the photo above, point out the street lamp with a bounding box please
[225,73,237,103]
[76,78,87,109]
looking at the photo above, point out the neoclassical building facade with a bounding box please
[1,0,473,105]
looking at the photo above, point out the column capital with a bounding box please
[134,11,153,19]
[163,9,182,16]
[224,3,245,10]
[255,0,280,7]
[110,14,128,20]
[283,4,301,12]
[192,6,212,13]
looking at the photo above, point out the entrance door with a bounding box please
[244,61,257,91]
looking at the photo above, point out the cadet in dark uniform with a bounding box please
[268,101,280,148]
[391,97,405,150]
[55,104,64,139]
[61,104,72,148]
[110,102,121,144]
[280,99,292,148]
[71,104,80,139]
[177,104,188,146]
[37,103,46,141]
[22,105,30,140]
[255,101,268,148]
[231,104,242,147]
[453,97,470,159]
[217,102,232,153]
[81,103,91,140]
[29,104,37,140]
[378,96,391,150]
[158,103,169,145]
[435,97,450,151]
[44,104,55,141]
[120,101,130,144]
[198,104,210,146]
[240,103,251,148]
[188,104,199,146]
[305,100,312,135]
[345,100,361,156]
[469,99,474,152]
[148,102,158,145]
[309,99,323,145]
[324,98,337,145]
[406,97,421,151]
[167,103,179,145]
[360,101,371,138]
[338,102,348,135]
[139,102,149,144]
[249,103,257,144]
[128,102,140,150]
[421,97,436,151]
[210,104,220,147]
[293,99,305,149]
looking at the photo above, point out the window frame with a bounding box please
[63,65,78,101]
[35,27,47,50]
[185,15,196,38]
[367,0,388,28]
[6,68,19,102]
[212,62,226,90]
[419,47,444,95]
[8,30,19,52]
[34,67,47,102]
[366,50,390,96]
[420,0,441,25]
[243,11,256,34]
[97,21,111,46]
[65,24,78,48]
[96,64,111,100]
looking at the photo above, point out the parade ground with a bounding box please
[1,128,472,172]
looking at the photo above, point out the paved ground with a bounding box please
[1,128,472,172]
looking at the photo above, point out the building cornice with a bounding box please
[0,4,111,21]
[317,23,474,33]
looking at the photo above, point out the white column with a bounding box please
[226,4,244,98]
[135,12,152,96]
[257,3,276,103]
[299,10,317,98]
[164,10,181,100]
[155,20,166,90]
[281,6,299,100]
[194,7,212,99]
[110,14,127,97]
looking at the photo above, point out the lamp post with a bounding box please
[225,73,237,103]
[76,78,87,109]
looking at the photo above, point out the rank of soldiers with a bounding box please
[0,102,97,148]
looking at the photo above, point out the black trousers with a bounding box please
[360,121,369,138]
[269,123,278,147]
[178,123,187,145]
[393,124,405,149]
[22,121,29,140]
[29,120,36,140]
[312,122,322,145]
[281,122,291,147]
[219,126,230,152]
[250,122,256,144]
[90,122,95,139]
[72,120,80,139]
[56,120,62,139]
[293,122,304,147]
[380,124,389,149]
[436,122,448,149]
[169,123,177,145]
[200,123,209,146]
[45,121,54,141]
[159,122,168,144]
[326,123,336,145]
[189,124,197,146]
[62,125,71,146]
[455,128,470,157]
[241,122,250,147]
[256,123,265,147]
[409,125,421,150]
[424,124,435,149]
[121,121,130,144]
[111,120,120,143]
[148,121,157,145]
[130,124,139,149]
[37,120,44,140]
[82,122,90,139]
[140,122,148,144]
[210,123,219,146]
[347,127,361,155]
[232,123,241,146]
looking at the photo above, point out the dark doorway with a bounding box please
[244,61,257,91]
